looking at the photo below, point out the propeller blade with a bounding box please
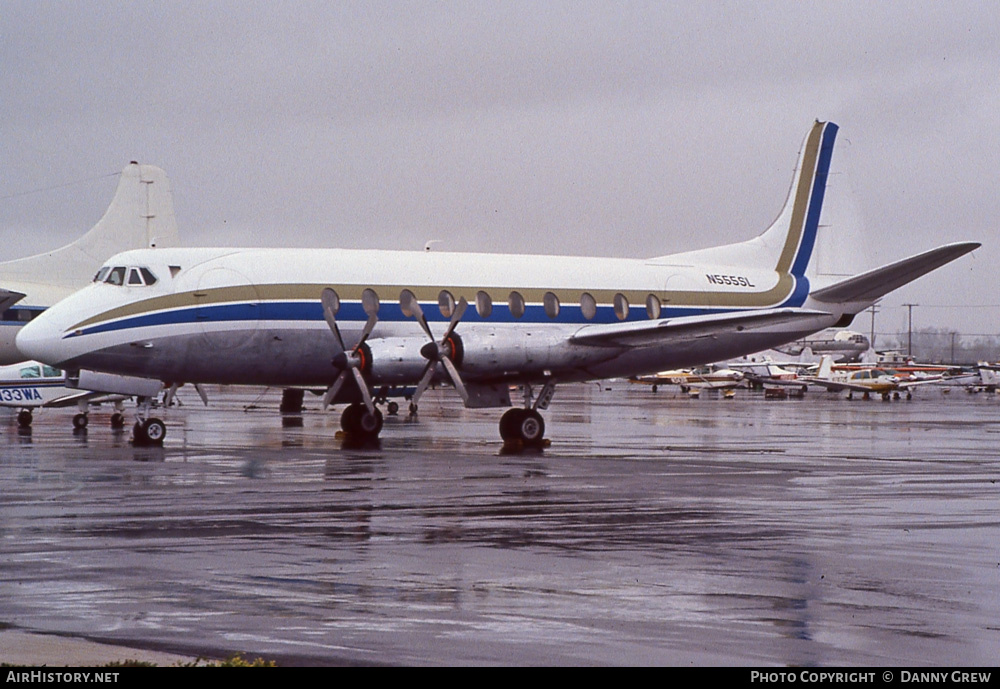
[440,356,470,403]
[322,371,348,409]
[350,366,376,415]
[355,313,378,352]
[410,361,436,408]
[321,288,346,351]
[409,298,435,341]
[440,296,468,344]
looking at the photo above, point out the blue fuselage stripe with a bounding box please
[67,298,805,339]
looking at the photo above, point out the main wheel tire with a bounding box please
[110,413,125,429]
[516,409,545,445]
[341,404,382,439]
[142,418,167,445]
[17,410,32,428]
[73,413,89,430]
[499,408,527,441]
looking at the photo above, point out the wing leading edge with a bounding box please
[569,308,832,348]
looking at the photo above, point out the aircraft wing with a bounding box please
[809,242,979,304]
[569,308,832,348]
[38,390,103,408]
[0,289,26,313]
[800,378,873,393]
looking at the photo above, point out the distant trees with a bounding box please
[878,327,1000,364]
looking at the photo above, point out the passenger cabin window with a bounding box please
[614,293,629,321]
[42,365,62,378]
[646,294,661,320]
[476,291,492,318]
[543,292,560,319]
[508,291,525,319]
[19,365,41,379]
[580,293,597,320]
[438,290,455,318]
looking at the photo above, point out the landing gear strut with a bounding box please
[498,380,554,447]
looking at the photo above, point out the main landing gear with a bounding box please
[498,380,555,448]
[340,402,383,440]
[499,408,546,446]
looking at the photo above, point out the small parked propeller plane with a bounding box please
[15,121,979,446]
[0,360,163,430]
[801,355,965,400]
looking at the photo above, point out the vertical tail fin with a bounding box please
[655,121,838,278]
[0,162,179,290]
[754,120,838,277]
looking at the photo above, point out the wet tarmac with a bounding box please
[1,383,999,666]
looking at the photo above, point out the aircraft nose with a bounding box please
[16,313,67,365]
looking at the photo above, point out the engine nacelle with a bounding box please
[68,369,165,397]
[366,337,433,384]
[456,328,599,377]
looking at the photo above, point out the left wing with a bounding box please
[569,308,832,348]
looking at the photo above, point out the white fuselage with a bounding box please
[14,246,841,397]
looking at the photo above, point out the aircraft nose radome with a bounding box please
[15,315,66,365]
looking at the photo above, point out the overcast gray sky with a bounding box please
[2,1,997,338]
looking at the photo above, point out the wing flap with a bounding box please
[809,242,979,304]
[569,308,832,348]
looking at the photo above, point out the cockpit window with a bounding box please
[19,365,41,379]
[103,266,158,287]
[42,365,62,378]
[106,267,127,286]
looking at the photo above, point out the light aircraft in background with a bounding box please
[0,360,163,431]
[632,365,744,393]
[0,162,178,364]
[801,355,964,400]
[16,121,980,446]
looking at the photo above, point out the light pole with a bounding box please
[903,303,918,359]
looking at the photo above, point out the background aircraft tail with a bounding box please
[0,162,178,291]
[657,121,838,278]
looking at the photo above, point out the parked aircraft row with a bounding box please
[4,121,982,446]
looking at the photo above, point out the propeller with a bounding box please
[400,289,470,410]
[321,287,379,414]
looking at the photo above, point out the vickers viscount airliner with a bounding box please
[16,122,979,446]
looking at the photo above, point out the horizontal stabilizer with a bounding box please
[570,308,832,348]
[809,242,979,304]
[0,288,27,312]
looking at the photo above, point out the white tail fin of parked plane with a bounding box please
[1,162,178,296]
[0,162,178,364]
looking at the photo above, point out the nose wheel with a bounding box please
[499,408,546,446]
